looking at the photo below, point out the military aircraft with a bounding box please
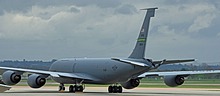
[1,7,220,93]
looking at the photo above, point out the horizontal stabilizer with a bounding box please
[111,58,149,67]
[153,59,195,65]
[140,7,158,10]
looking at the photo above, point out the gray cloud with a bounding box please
[115,4,137,15]
[188,14,216,33]
[69,6,80,13]
[0,0,220,63]
[0,0,34,14]
[0,0,121,15]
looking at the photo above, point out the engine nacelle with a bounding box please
[2,70,21,85]
[27,74,46,88]
[121,79,140,89]
[164,75,185,87]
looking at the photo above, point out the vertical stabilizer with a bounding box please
[128,8,157,59]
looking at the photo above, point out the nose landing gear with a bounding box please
[58,83,65,92]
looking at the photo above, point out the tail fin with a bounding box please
[128,7,158,59]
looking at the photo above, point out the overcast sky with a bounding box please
[0,0,220,63]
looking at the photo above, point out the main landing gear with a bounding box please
[108,85,123,93]
[58,83,84,93]
[59,83,123,93]
[69,85,84,93]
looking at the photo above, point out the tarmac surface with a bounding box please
[1,86,220,96]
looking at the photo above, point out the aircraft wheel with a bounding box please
[117,86,122,93]
[59,86,62,91]
[75,85,79,91]
[108,86,113,93]
[59,85,65,92]
[78,85,84,92]
[108,85,123,93]
[74,85,84,92]
[69,85,75,93]
[112,86,118,93]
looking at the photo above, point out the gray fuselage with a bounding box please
[49,58,152,84]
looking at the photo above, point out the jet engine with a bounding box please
[164,75,185,87]
[2,70,21,85]
[121,79,140,89]
[27,74,46,88]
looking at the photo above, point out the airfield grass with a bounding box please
[16,78,220,89]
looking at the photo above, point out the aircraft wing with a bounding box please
[0,67,100,81]
[152,59,195,65]
[138,70,220,78]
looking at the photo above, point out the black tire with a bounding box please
[108,86,113,93]
[117,86,122,93]
[75,85,79,92]
[59,86,62,91]
[73,85,77,92]
[59,86,65,91]
[69,85,74,92]
[78,86,84,92]
[112,86,117,93]
[63,87,65,91]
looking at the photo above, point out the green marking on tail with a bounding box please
[137,38,146,42]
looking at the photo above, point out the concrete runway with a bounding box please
[1,86,220,96]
